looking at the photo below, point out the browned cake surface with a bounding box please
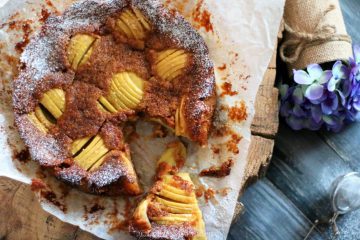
[13,0,216,196]
[130,223,196,240]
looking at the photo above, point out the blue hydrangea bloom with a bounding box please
[280,45,360,132]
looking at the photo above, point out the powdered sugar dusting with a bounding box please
[14,0,215,181]
[132,222,196,240]
[57,164,87,186]
[15,114,68,167]
[88,154,129,188]
[134,0,215,95]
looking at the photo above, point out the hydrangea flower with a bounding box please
[346,45,360,121]
[293,64,330,101]
[280,45,360,132]
[328,61,349,92]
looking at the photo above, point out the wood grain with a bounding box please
[241,26,283,189]
[320,124,360,171]
[241,136,274,192]
[0,177,98,240]
[229,179,325,240]
[266,124,353,222]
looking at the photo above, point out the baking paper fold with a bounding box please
[0,0,285,239]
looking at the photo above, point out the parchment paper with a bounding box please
[0,0,285,239]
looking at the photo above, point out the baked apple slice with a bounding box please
[114,8,151,49]
[99,72,145,113]
[156,141,186,177]
[154,49,191,81]
[67,34,98,70]
[73,135,109,170]
[27,88,65,132]
[175,97,189,138]
[131,173,206,240]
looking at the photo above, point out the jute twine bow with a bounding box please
[280,4,352,64]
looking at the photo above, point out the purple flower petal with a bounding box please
[351,65,360,82]
[286,115,305,130]
[354,45,360,64]
[294,69,313,85]
[354,101,360,111]
[349,56,357,68]
[332,60,343,77]
[327,76,340,92]
[318,70,332,84]
[321,103,333,115]
[305,83,324,100]
[323,115,336,125]
[292,87,304,104]
[341,79,352,98]
[355,112,360,121]
[280,101,291,117]
[309,91,328,104]
[332,60,348,80]
[307,64,323,80]
[292,104,306,117]
[329,123,344,133]
[311,105,323,123]
[321,93,338,115]
[279,84,289,100]
[325,115,345,132]
[331,94,339,110]
[306,118,323,131]
[336,90,346,106]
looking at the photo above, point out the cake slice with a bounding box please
[130,143,206,239]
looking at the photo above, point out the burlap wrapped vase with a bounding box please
[280,0,353,72]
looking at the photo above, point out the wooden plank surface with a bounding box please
[267,124,353,222]
[0,177,98,240]
[320,125,360,172]
[231,1,360,240]
[229,179,325,240]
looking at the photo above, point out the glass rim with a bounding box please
[330,172,360,214]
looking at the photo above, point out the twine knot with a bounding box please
[280,5,352,64]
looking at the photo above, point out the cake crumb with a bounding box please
[228,101,247,122]
[13,148,30,163]
[220,82,238,97]
[217,64,226,71]
[204,188,216,203]
[217,187,231,197]
[192,0,214,33]
[226,134,242,154]
[199,159,234,178]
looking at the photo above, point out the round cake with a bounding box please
[13,0,216,196]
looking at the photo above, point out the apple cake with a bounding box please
[13,0,216,196]
[130,141,206,240]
